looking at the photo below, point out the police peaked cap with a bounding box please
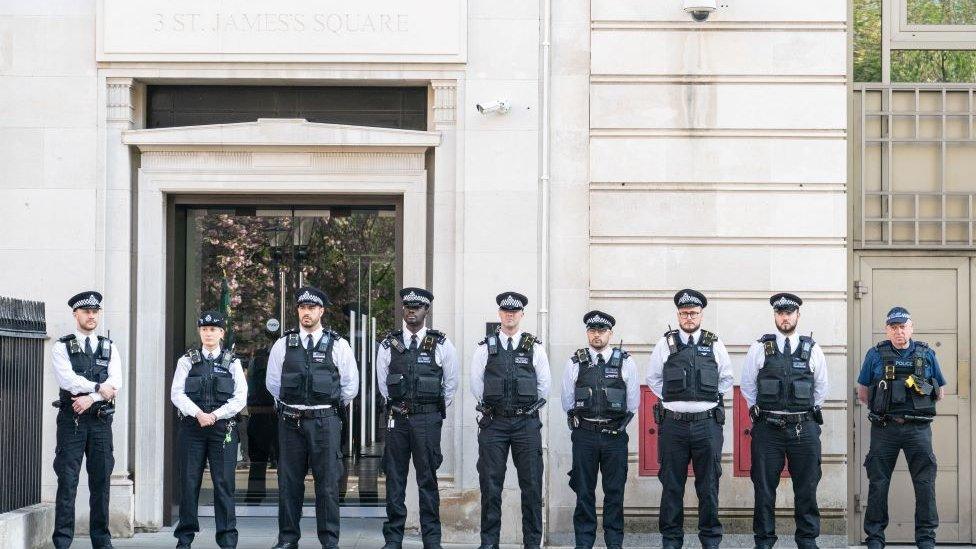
[68,291,103,310]
[399,287,433,307]
[197,310,226,329]
[769,292,802,311]
[673,289,707,309]
[885,306,911,325]
[295,286,329,307]
[583,310,616,329]
[496,291,528,311]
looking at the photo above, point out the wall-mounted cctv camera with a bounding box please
[476,100,511,115]
[683,0,717,22]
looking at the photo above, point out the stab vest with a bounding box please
[572,347,628,420]
[58,334,110,404]
[481,332,539,412]
[872,340,937,416]
[384,329,446,407]
[183,347,236,413]
[661,329,720,403]
[754,334,816,412]
[279,329,342,406]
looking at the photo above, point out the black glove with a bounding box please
[749,405,761,423]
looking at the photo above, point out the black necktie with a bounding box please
[306,334,313,351]
[507,337,514,351]
[410,335,418,352]
[784,337,792,356]
[84,336,93,356]
[597,353,607,367]
[688,334,696,347]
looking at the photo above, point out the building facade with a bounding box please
[9,0,956,545]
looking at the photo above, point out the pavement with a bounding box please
[67,518,870,549]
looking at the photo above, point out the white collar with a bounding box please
[498,330,522,344]
[402,323,427,343]
[75,332,96,344]
[202,346,221,359]
[589,346,611,362]
[680,329,701,345]
[299,326,324,341]
[776,332,799,352]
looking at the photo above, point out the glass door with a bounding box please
[174,204,396,516]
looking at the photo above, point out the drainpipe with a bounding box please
[538,0,552,542]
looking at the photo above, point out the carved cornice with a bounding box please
[106,78,135,127]
[431,80,457,128]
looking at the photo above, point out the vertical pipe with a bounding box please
[348,313,356,456]
[370,316,377,445]
[538,0,552,542]
[360,313,367,451]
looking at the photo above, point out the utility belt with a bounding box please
[868,412,934,427]
[574,416,629,436]
[276,402,337,421]
[388,401,442,416]
[757,409,819,428]
[477,398,546,428]
[655,402,725,424]
[493,407,539,418]
[52,398,115,420]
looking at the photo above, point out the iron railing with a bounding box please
[853,84,976,249]
[0,296,46,514]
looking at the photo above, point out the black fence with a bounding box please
[0,296,46,514]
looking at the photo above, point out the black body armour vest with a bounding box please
[872,340,937,416]
[383,329,446,408]
[279,329,342,406]
[661,330,720,403]
[58,334,111,404]
[183,348,236,413]
[755,335,816,412]
[481,332,539,412]
[572,348,628,420]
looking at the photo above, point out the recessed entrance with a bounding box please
[169,200,401,518]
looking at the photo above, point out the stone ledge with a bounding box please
[0,503,55,549]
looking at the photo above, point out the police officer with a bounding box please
[562,310,640,549]
[376,287,459,549]
[52,291,123,549]
[741,293,829,549]
[471,292,551,549]
[170,310,248,549]
[646,289,733,549]
[266,286,360,549]
[857,306,945,549]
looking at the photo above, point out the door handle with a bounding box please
[959,360,970,399]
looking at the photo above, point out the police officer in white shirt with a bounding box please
[51,291,123,549]
[375,287,458,549]
[562,310,640,549]
[646,289,734,549]
[170,310,248,549]
[470,291,551,549]
[740,293,828,549]
[265,286,359,549]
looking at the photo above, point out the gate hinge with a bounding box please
[854,280,869,299]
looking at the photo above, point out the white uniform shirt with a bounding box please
[560,346,641,414]
[52,332,124,402]
[470,330,551,402]
[740,332,829,409]
[266,326,360,408]
[375,324,460,407]
[170,346,248,420]
[645,329,735,413]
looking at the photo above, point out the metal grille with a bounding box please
[853,84,976,248]
[0,296,46,514]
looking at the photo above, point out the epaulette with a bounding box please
[61,334,83,355]
[420,329,443,353]
[186,348,203,364]
[381,330,402,349]
[426,329,447,343]
[875,340,889,350]
[518,332,538,352]
[914,340,930,349]
[571,348,590,366]
[386,331,407,353]
[700,330,718,346]
[59,334,76,343]
[760,334,777,356]
[621,350,631,359]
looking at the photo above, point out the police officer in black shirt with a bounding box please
[645,289,734,549]
[170,311,248,549]
[470,292,551,549]
[561,311,640,549]
[51,291,123,549]
[376,287,459,549]
[856,307,946,549]
[741,293,829,549]
[266,286,359,549]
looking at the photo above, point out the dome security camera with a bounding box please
[683,0,717,22]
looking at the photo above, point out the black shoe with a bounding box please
[176,545,191,549]
[477,545,499,549]
[382,543,402,549]
[271,543,298,549]
[866,543,884,549]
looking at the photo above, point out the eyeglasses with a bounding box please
[678,311,701,319]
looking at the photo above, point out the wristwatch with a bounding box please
[94,383,101,393]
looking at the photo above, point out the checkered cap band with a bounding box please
[678,292,702,306]
[74,294,101,308]
[297,291,324,306]
[499,294,524,309]
[402,291,431,306]
[773,296,799,309]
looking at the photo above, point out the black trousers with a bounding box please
[658,415,723,548]
[864,421,938,547]
[382,411,444,547]
[52,410,114,549]
[174,419,239,548]
[277,413,344,548]
[477,414,544,548]
[569,427,629,549]
[750,419,822,549]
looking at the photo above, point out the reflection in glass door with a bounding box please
[175,205,396,516]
